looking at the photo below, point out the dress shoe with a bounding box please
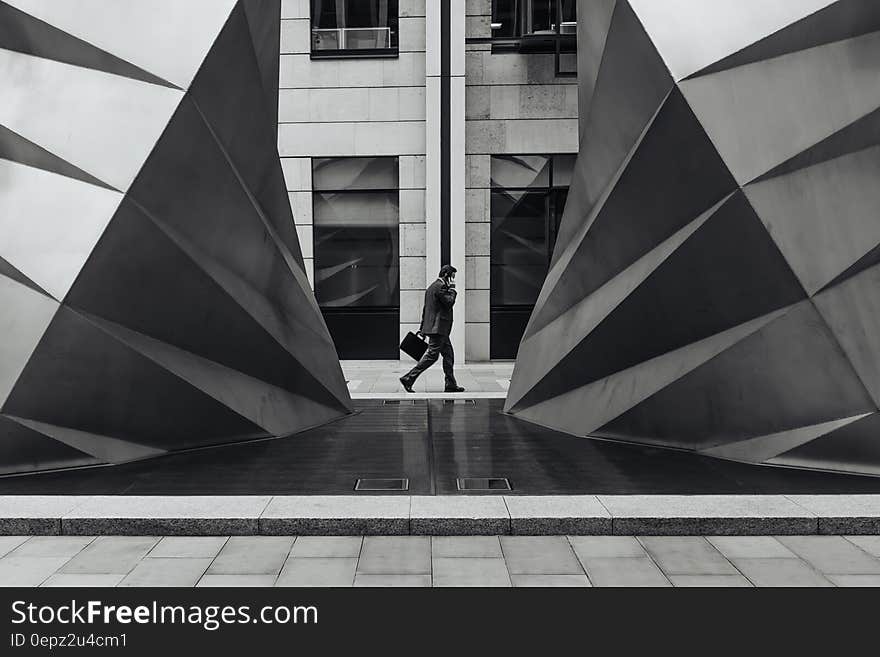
[444,385,465,393]
[399,376,415,393]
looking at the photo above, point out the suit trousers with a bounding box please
[403,333,457,388]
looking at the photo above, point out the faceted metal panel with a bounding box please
[3,0,238,88]
[0,0,351,474]
[0,46,184,191]
[0,159,122,299]
[508,1,880,476]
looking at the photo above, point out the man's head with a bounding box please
[439,264,457,283]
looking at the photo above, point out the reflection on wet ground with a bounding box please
[1,400,879,495]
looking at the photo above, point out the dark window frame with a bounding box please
[466,0,577,75]
[489,153,574,358]
[310,156,401,310]
[309,0,400,60]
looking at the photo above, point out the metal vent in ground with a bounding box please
[355,478,409,491]
[456,477,511,491]
[442,399,476,405]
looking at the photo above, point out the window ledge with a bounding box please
[310,49,399,60]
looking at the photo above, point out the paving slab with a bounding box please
[706,536,797,559]
[568,536,647,559]
[354,574,432,587]
[0,496,88,535]
[410,496,509,535]
[669,575,753,587]
[504,496,611,535]
[196,575,277,587]
[290,536,362,558]
[639,537,739,576]
[827,575,880,587]
[600,495,817,535]
[148,536,228,559]
[732,558,834,587]
[500,536,583,575]
[788,495,880,534]
[432,557,512,587]
[0,556,73,586]
[776,536,880,575]
[0,535,34,557]
[261,496,409,535]
[580,557,671,587]
[431,536,503,558]
[358,536,431,575]
[207,536,293,575]
[845,536,880,557]
[59,536,159,575]
[11,536,95,558]
[510,574,591,587]
[40,574,125,587]
[62,496,270,535]
[276,558,357,586]
[119,558,212,587]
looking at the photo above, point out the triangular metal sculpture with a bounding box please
[0,0,352,475]
[507,0,880,476]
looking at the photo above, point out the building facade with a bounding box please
[278,0,578,361]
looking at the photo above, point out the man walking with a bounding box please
[400,265,465,393]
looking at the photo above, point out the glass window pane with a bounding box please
[491,190,550,306]
[312,157,400,310]
[492,0,519,38]
[311,0,398,51]
[490,155,551,189]
[525,0,555,34]
[314,226,399,307]
[313,192,399,227]
[313,157,398,191]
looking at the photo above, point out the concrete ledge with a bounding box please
[410,497,509,535]
[260,496,410,536]
[0,494,876,536]
[789,495,880,535]
[0,496,89,536]
[60,496,270,536]
[599,495,818,536]
[506,496,611,535]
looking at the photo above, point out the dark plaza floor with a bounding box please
[2,400,880,495]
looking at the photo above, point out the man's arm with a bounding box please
[435,284,457,309]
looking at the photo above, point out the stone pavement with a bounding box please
[341,360,513,397]
[3,535,880,587]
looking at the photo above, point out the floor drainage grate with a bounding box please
[355,478,409,491]
[383,399,419,405]
[456,477,512,491]
[442,399,476,405]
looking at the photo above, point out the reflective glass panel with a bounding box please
[491,155,551,189]
[313,157,398,191]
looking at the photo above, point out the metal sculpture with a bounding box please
[0,0,352,474]
[507,0,880,476]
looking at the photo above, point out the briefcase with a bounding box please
[400,331,428,361]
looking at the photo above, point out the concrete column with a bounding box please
[449,0,467,360]
[425,0,442,288]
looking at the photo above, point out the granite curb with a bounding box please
[0,495,875,536]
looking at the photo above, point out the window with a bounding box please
[312,157,400,359]
[489,0,577,72]
[490,154,575,359]
[492,0,576,39]
[310,0,399,58]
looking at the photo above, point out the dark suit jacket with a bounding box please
[419,278,457,337]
